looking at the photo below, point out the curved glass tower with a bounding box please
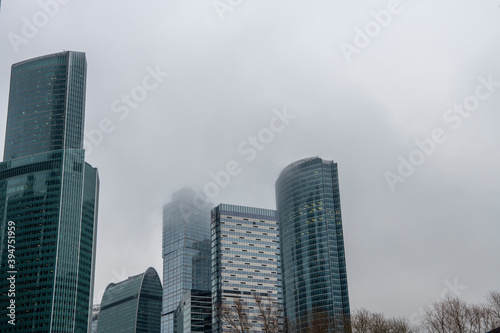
[97,267,163,333]
[0,51,99,333]
[276,157,350,332]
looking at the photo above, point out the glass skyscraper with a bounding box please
[211,204,282,333]
[96,267,163,333]
[275,157,350,332]
[162,188,212,333]
[0,51,99,332]
[3,51,86,160]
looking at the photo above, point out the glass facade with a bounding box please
[97,267,163,333]
[211,204,282,333]
[4,51,87,160]
[162,188,212,333]
[275,157,350,332]
[0,51,99,333]
[91,304,101,333]
[174,290,212,333]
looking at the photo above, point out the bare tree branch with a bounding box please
[253,293,283,333]
[219,298,251,333]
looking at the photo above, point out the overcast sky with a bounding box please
[1,0,499,324]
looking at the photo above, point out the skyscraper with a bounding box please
[96,267,163,333]
[0,51,99,332]
[3,51,87,160]
[211,204,282,333]
[275,157,350,332]
[162,188,212,333]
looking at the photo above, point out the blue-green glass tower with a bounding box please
[276,157,350,332]
[3,51,86,160]
[97,267,163,333]
[0,51,99,332]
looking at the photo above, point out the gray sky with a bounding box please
[1,0,499,324]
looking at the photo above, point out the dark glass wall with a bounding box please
[4,51,86,160]
[174,290,212,333]
[0,149,98,332]
[276,157,350,332]
[138,269,164,332]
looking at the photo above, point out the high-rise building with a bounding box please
[3,51,87,160]
[211,204,282,333]
[162,188,212,333]
[174,290,212,333]
[275,157,351,332]
[96,267,163,333]
[0,51,99,332]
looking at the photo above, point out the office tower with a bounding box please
[211,204,282,333]
[96,267,163,333]
[0,51,99,332]
[3,51,87,160]
[275,157,351,332]
[174,290,212,333]
[162,188,212,333]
